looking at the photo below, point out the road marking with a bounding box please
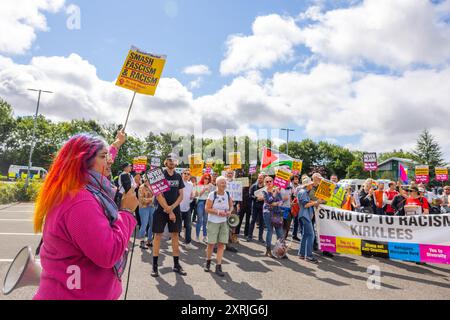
[0,233,41,236]
[0,219,33,222]
[0,259,41,263]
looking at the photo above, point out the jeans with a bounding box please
[138,206,155,240]
[181,209,192,244]
[293,215,299,237]
[236,204,251,236]
[263,212,284,249]
[196,200,207,238]
[299,217,315,258]
[247,205,264,240]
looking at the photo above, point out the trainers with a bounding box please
[204,262,211,272]
[203,236,208,243]
[173,265,187,276]
[151,268,159,277]
[139,241,148,249]
[305,257,319,264]
[258,238,265,244]
[185,243,197,250]
[215,265,225,277]
[245,238,252,242]
[292,236,300,241]
[322,251,334,258]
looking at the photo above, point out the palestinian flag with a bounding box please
[260,147,294,173]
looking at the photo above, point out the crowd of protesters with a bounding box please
[31,128,450,299]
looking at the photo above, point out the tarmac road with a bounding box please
[1,203,449,300]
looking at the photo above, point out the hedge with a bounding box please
[0,181,42,204]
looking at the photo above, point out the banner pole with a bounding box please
[123,91,137,131]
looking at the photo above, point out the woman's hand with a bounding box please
[113,129,126,149]
[121,189,138,212]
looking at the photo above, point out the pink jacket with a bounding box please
[33,189,136,300]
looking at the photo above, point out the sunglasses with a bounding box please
[183,172,190,175]
[265,180,273,184]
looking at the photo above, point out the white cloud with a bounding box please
[183,64,211,75]
[300,0,450,68]
[0,0,65,55]
[220,14,303,75]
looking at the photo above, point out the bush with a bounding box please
[0,181,42,204]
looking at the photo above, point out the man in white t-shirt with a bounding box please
[180,168,196,249]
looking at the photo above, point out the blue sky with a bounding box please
[1,0,449,161]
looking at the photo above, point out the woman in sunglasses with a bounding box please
[195,173,215,243]
[262,176,284,257]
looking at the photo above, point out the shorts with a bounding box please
[207,221,229,244]
[152,207,182,234]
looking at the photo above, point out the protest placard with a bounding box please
[292,160,303,175]
[151,157,161,169]
[189,154,204,177]
[273,168,291,189]
[315,179,336,201]
[145,168,170,197]
[226,181,243,201]
[363,153,378,171]
[435,167,449,182]
[415,165,430,184]
[229,152,242,170]
[116,46,166,96]
[133,156,147,173]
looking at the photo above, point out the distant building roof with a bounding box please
[378,157,417,167]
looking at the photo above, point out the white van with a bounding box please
[8,165,48,181]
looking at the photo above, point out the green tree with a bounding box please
[378,149,415,163]
[412,129,445,167]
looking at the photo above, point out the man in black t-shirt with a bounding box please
[151,153,186,277]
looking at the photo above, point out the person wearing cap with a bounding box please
[297,176,319,264]
[405,186,430,214]
[151,153,187,277]
[391,187,409,216]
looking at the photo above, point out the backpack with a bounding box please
[291,197,299,218]
[212,191,231,210]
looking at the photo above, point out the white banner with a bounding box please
[315,205,450,264]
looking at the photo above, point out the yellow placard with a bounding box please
[276,169,291,182]
[229,152,242,170]
[435,167,448,175]
[292,161,303,173]
[116,46,166,95]
[189,154,204,177]
[315,179,336,201]
[415,166,429,176]
[336,237,362,255]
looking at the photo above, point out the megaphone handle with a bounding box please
[35,237,43,257]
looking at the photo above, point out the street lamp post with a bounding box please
[25,89,53,189]
[280,128,295,155]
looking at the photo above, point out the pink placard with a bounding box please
[146,168,170,197]
[133,164,146,173]
[364,162,378,171]
[420,244,450,264]
[319,236,336,253]
[273,176,289,189]
[436,174,448,182]
[415,175,429,184]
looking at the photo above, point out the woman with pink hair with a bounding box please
[33,130,138,300]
